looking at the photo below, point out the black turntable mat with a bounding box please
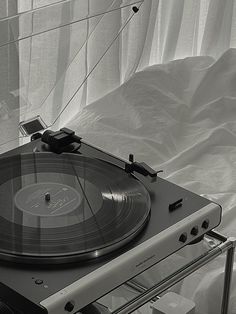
[0,152,151,264]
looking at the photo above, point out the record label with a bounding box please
[14,182,81,217]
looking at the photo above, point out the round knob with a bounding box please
[35,279,43,285]
[202,220,209,229]
[191,226,199,236]
[179,233,187,243]
[65,301,75,312]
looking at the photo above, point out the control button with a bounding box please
[179,233,187,243]
[65,301,75,312]
[191,226,199,236]
[202,219,209,229]
[35,279,43,285]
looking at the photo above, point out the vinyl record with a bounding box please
[0,152,151,264]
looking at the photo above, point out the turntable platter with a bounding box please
[0,153,151,264]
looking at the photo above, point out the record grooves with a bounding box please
[0,153,151,264]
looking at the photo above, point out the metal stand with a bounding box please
[221,237,236,313]
[108,231,236,314]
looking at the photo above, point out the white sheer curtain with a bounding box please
[17,0,236,129]
[76,0,236,107]
[134,0,236,67]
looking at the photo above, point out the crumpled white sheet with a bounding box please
[67,48,236,314]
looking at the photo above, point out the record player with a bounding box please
[0,1,222,314]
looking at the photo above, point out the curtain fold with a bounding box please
[200,0,235,58]
[121,0,159,81]
[86,0,122,105]
[138,0,236,67]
